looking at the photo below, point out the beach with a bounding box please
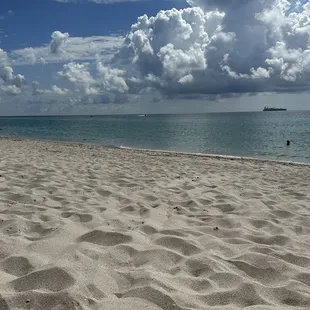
[0,137,310,309]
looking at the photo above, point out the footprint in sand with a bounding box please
[78,230,132,246]
[1,256,33,277]
[11,267,75,292]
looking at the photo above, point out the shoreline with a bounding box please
[1,134,310,168]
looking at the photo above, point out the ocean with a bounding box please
[0,111,309,163]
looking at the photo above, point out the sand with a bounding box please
[0,137,310,310]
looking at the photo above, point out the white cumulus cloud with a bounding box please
[32,81,70,96]
[0,48,25,95]
[58,60,129,103]
[108,0,310,96]
[58,62,96,93]
[97,61,128,93]
[11,34,124,65]
[51,85,70,95]
[50,31,69,54]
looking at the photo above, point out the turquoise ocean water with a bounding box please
[0,111,309,163]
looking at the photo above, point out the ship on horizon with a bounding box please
[263,107,287,112]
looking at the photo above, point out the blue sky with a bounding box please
[0,0,188,51]
[0,0,310,115]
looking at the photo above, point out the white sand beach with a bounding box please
[0,137,310,309]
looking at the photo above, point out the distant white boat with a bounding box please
[137,114,148,117]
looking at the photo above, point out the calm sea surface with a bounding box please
[0,111,309,163]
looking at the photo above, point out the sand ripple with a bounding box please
[0,138,310,309]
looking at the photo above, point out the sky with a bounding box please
[0,0,309,115]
